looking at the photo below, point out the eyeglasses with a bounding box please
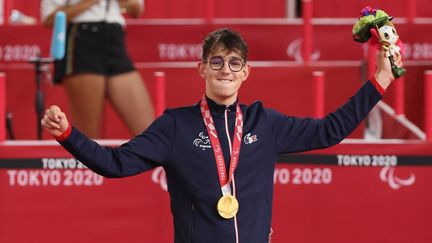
[206,56,245,72]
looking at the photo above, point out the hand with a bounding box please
[41,105,70,137]
[117,0,143,17]
[374,47,403,89]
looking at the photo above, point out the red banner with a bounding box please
[2,23,432,64]
[1,142,431,242]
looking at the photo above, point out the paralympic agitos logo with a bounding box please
[193,132,211,150]
[380,167,415,190]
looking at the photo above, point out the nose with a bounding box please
[220,61,231,73]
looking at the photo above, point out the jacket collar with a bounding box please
[204,96,238,114]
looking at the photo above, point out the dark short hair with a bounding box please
[202,28,248,62]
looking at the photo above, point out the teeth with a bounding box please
[219,79,231,83]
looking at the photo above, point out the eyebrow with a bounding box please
[210,55,243,60]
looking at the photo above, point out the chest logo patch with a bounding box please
[244,133,258,144]
[193,132,212,150]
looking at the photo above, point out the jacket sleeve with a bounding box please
[269,80,382,154]
[59,112,175,178]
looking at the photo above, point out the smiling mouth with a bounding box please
[218,79,232,83]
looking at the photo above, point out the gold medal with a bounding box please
[217,194,239,219]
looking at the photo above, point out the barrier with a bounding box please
[395,76,405,115]
[302,0,313,62]
[313,71,324,117]
[0,73,5,142]
[425,71,432,142]
[206,0,215,23]
[407,0,418,23]
[154,71,166,117]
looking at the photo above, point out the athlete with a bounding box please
[41,0,154,138]
[41,28,402,243]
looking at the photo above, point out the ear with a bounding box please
[241,64,251,81]
[198,62,206,78]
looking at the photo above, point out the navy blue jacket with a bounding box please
[60,80,382,243]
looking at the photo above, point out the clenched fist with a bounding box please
[41,105,70,138]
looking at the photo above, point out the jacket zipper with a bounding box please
[224,107,240,243]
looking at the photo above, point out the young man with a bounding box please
[41,28,401,243]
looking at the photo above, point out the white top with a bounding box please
[40,0,144,26]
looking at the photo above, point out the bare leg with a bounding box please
[63,74,106,138]
[107,71,154,135]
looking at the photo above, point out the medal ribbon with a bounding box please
[200,95,243,195]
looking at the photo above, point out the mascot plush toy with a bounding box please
[352,6,406,78]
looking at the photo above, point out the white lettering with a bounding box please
[6,169,102,187]
[0,45,40,62]
[51,170,61,186]
[403,42,432,60]
[39,170,51,185]
[337,155,397,167]
[17,170,28,186]
[158,43,202,60]
[28,171,40,186]
[7,170,17,186]
[274,167,332,185]
[42,158,87,169]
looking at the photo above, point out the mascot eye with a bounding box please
[392,29,396,34]
[384,32,390,39]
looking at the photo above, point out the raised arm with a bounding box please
[41,105,173,178]
[272,48,403,154]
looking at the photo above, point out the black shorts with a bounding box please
[54,22,135,83]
